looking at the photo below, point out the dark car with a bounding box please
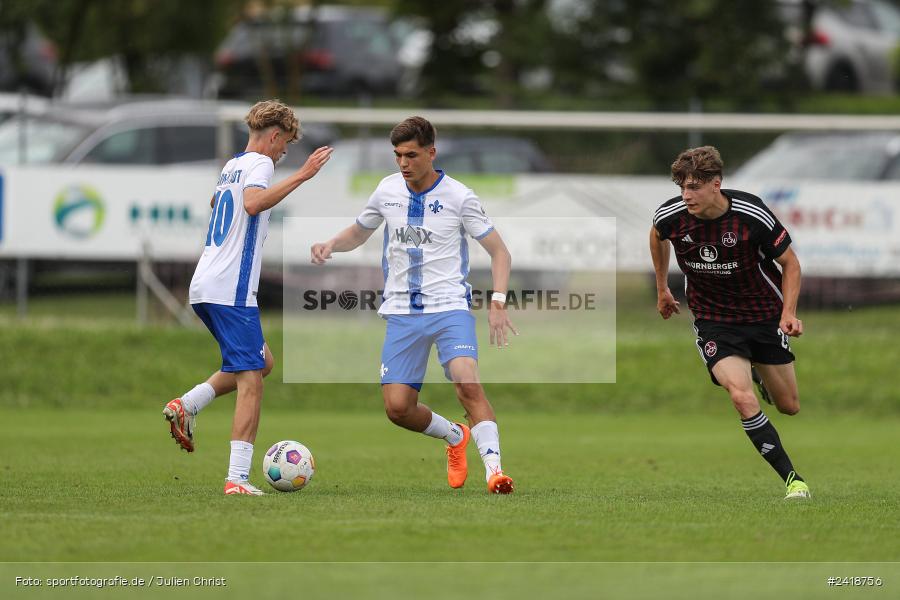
[214,5,404,98]
[733,131,900,181]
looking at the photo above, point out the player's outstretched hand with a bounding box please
[657,289,680,319]
[780,314,803,337]
[298,146,333,182]
[310,241,333,265]
[489,305,519,349]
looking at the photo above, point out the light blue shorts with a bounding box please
[380,310,478,391]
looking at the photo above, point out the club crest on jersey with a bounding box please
[704,341,718,357]
[428,200,443,214]
[395,225,433,247]
[722,231,737,247]
[699,245,718,262]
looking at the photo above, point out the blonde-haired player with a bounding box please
[164,100,332,495]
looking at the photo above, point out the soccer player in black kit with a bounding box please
[649,146,810,500]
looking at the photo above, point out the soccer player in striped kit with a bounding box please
[649,146,810,500]
[163,100,332,495]
[311,116,517,494]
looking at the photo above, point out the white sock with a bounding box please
[227,440,254,482]
[422,412,464,446]
[471,420,502,481]
[180,382,215,416]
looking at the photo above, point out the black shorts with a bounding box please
[693,318,795,386]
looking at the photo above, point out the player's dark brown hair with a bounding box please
[245,99,300,143]
[390,116,435,148]
[671,146,724,186]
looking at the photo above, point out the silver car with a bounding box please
[0,98,333,166]
[733,131,900,181]
[781,0,900,93]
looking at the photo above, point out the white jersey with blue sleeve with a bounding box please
[189,151,274,307]
[356,171,494,315]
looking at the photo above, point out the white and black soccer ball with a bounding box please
[262,440,315,492]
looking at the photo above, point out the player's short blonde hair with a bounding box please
[245,99,300,143]
[671,146,723,186]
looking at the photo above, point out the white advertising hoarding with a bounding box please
[0,165,897,276]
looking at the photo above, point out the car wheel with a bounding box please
[824,61,858,92]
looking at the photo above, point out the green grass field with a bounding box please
[1,278,899,599]
[2,409,899,598]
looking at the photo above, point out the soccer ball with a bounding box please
[262,440,315,492]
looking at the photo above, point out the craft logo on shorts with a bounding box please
[54,184,105,239]
[704,341,718,357]
[722,231,737,247]
[699,245,718,262]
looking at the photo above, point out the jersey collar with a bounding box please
[406,170,445,197]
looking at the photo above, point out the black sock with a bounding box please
[741,411,803,483]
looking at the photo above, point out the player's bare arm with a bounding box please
[310,223,376,265]
[477,230,518,348]
[243,146,333,216]
[648,226,680,319]
[775,247,802,337]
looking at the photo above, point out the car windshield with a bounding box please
[0,117,90,164]
[333,19,396,57]
[734,134,896,180]
[870,0,900,35]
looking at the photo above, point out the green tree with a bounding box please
[609,0,792,107]
[16,0,244,94]
[391,0,487,104]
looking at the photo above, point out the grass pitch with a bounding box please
[3,408,900,563]
[2,278,899,599]
[2,408,899,598]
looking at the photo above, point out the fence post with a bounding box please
[16,257,27,318]
[688,97,703,148]
[137,245,148,326]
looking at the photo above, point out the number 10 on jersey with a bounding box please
[205,190,234,247]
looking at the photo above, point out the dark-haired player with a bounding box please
[311,116,517,494]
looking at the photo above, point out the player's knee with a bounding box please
[728,389,758,414]
[384,401,413,425]
[777,394,800,415]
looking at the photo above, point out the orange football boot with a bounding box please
[163,398,195,452]
[487,471,514,494]
[223,480,264,496]
[446,423,470,488]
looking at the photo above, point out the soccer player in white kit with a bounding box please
[163,100,332,496]
[311,117,517,494]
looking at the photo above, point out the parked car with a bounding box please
[778,0,900,93]
[317,136,554,175]
[733,131,900,181]
[214,5,408,98]
[0,98,335,166]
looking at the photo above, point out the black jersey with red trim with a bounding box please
[653,189,792,323]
